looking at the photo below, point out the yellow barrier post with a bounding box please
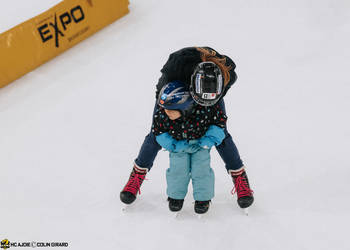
[0,0,129,88]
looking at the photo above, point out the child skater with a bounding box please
[152,80,226,214]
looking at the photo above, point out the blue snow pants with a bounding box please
[166,143,214,201]
[134,99,243,172]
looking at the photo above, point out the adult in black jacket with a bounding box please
[120,47,254,209]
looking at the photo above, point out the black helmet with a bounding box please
[190,62,224,106]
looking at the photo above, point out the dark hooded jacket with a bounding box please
[155,47,237,99]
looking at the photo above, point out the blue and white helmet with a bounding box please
[158,81,195,113]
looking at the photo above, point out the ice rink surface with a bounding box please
[1,1,349,249]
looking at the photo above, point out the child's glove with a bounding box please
[198,137,216,149]
[173,140,202,153]
[156,134,201,153]
[173,140,189,153]
[156,133,193,152]
[198,125,225,149]
[156,133,176,152]
[186,144,201,153]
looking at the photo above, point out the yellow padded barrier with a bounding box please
[0,0,129,88]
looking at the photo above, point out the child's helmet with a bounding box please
[190,61,224,106]
[158,81,195,113]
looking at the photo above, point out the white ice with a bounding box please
[1,1,350,250]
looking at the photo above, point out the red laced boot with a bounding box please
[230,167,254,208]
[120,164,147,204]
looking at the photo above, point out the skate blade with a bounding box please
[243,208,249,216]
[121,204,130,213]
[172,212,180,219]
[196,213,207,219]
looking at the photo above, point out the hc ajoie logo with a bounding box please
[37,5,85,48]
[1,239,10,249]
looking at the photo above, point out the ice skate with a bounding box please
[168,197,184,212]
[230,167,254,210]
[194,200,211,217]
[172,211,180,219]
[167,198,184,219]
[120,164,147,204]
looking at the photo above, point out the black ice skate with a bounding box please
[194,200,211,214]
[168,197,184,212]
[230,167,254,213]
[120,164,147,205]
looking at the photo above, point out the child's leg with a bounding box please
[167,152,191,200]
[190,149,215,201]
